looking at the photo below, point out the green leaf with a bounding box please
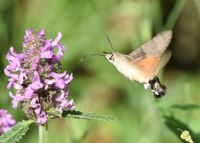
[0,120,34,143]
[47,108,62,118]
[171,104,200,110]
[61,110,115,121]
[163,116,199,143]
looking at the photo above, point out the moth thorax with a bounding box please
[149,76,166,98]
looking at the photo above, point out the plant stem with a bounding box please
[39,124,48,143]
[164,0,187,30]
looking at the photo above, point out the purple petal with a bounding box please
[24,88,34,99]
[41,50,53,59]
[40,41,54,59]
[30,97,39,108]
[50,71,66,78]
[30,72,43,90]
[37,112,48,125]
[56,90,67,102]
[50,44,66,64]
[31,57,40,70]
[37,29,45,37]
[4,67,18,79]
[64,73,73,85]
[51,32,62,47]
[0,109,16,134]
[7,78,16,89]
[9,92,19,109]
[9,47,25,59]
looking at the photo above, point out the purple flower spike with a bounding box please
[4,29,74,125]
[0,109,16,135]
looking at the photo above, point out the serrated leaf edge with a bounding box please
[0,120,34,143]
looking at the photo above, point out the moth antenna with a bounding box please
[106,35,115,51]
[79,53,105,63]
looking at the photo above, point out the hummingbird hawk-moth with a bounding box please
[105,30,172,98]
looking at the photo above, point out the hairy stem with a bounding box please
[39,124,47,143]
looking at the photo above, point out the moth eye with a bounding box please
[109,54,114,61]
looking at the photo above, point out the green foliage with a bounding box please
[62,110,115,121]
[164,116,200,143]
[0,120,34,143]
[48,108,115,121]
[171,104,200,110]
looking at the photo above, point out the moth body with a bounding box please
[106,52,153,83]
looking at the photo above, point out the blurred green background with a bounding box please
[0,0,200,143]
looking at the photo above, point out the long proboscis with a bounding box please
[79,35,114,63]
[79,53,105,63]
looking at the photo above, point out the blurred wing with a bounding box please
[135,56,160,80]
[129,30,172,61]
[133,51,171,81]
[156,50,172,73]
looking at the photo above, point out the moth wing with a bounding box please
[132,51,171,81]
[129,30,172,61]
[155,50,172,74]
[134,56,160,81]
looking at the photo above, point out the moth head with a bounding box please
[105,53,114,63]
[105,52,130,66]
